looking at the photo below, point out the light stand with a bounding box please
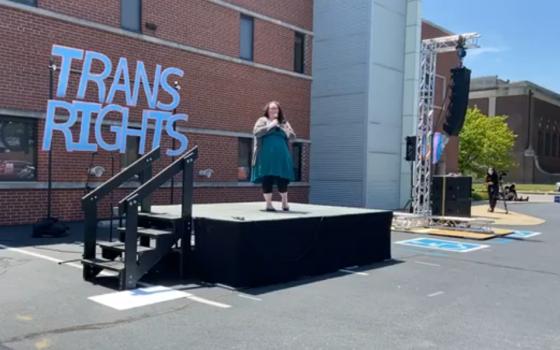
[32,58,68,237]
[47,58,54,219]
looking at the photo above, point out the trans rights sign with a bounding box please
[42,45,188,157]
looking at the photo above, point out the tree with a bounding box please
[459,107,517,178]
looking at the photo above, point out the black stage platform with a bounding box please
[152,202,393,288]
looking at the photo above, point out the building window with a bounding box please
[553,134,558,157]
[0,116,36,181]
[537,131,543,155]
[10,0,37,6]
[240,15,254,61]
[121,135,140,168]
[545,132,551,156]
[121,0,141,32]
[238,138,252,181]
[294,32,305,74]
[292,142,302,182]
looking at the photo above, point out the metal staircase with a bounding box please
[81,146,199,290]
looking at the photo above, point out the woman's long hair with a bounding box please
[263,101,285,123]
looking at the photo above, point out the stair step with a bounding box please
[82,258,125,272]
[139,212,182,221]
[97,241,155,253]
[117,226,173,238]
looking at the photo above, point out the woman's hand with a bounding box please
[268,119,279,129]
[280,121,296,140]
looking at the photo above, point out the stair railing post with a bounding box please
[180,157,195,277]
[83,199,98,260]
[139,155,153,213]
[124,197,139,289]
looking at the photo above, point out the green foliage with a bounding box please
[459,108,517,178]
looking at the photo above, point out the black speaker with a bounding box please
[405,136,416,161]
[431,176,472,217]
[443,67,471,136]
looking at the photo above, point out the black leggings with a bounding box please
[261,176,289,194]
[488,185,498,209]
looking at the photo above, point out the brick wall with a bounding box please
[0,1,312,226]
[40,0,120,27]
[225,0,313,30]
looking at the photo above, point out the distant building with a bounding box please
[469,76,560,183]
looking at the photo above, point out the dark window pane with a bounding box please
[294,32,305,73]
[545,132,551,156]
[537,131,543,155]
[240,15,254,61]
[121,135,140,168]
[238,138,252,181]
[292,143,302,182]
[0,116,36,181]
[10,0,37,6]
[121,0,141,32]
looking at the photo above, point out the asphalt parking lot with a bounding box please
[1,202,559,350]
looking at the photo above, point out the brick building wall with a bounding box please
[0,0,313,225]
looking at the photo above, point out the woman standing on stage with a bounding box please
[251,101,296,211]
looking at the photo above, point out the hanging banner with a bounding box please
[432,132,447,164]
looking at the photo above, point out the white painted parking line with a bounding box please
[0,244,110,277]
[215,283,237,291]
[414,261,441,267]
[0,243,230,309]
[187,295,231,308]
[428,291,444,297]
[89,286,191,311]
[1,244,67,263]
[238,294,262,301]
[138,282,232,308]
[339,269,369,276]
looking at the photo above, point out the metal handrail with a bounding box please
[81,147,161,205]
[118,146,198,212]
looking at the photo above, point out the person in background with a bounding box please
[251,101,296,211]
[485,167,499,212]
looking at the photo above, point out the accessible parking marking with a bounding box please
[507,230,542,239]
[395,237,489,253]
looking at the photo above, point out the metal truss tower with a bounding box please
[412,33,480,219]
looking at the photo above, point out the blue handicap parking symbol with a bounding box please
[507,230,542,239]
[395,237,489,253]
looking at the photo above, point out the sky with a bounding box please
[423,0,560,92]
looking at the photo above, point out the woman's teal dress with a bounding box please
[251,127,295,183]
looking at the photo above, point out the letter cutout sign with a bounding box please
[42,45,188,157]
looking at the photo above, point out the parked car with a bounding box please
[556,182,560,192]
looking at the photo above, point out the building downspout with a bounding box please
[523,89,535,183]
